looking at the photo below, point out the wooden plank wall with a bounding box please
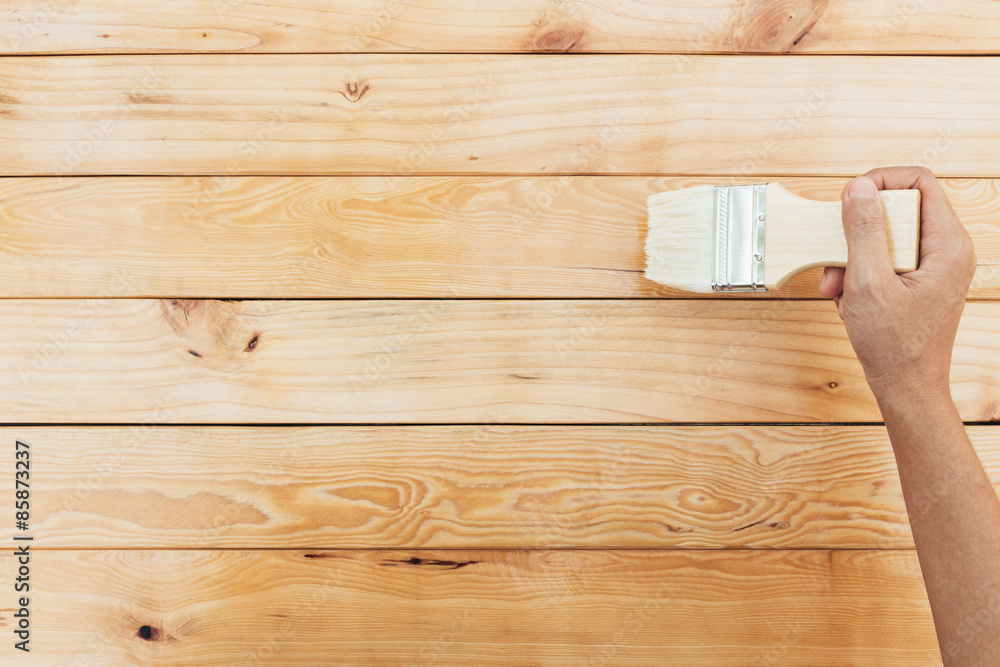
[1,1,999,664]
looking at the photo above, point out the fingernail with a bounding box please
[847,178,878,199]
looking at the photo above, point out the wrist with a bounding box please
[863,358,953,409]
[872,376,956,421]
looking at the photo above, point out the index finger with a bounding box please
[863,165,961,232]
[865,167,951,213]
[863,166,965,267]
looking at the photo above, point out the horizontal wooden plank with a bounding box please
[0,549,939,664]
[2,0,999,55]
[2,55,998,176]
[3,425,999,549]
[3,299,999,423]
[2,176,998,298]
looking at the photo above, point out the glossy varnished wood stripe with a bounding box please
[0,548,939,664]
[1,176,998,299]
[2,0,999,55]
[3,425,998,549]
[3,299,999,423]
[1,55,998,176]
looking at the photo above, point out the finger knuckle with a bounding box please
[964,242,978,275]
[946,233,976,263]
[848,275,879,299]
[851,213,885,233]
[963,235,977,259]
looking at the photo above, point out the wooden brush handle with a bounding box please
[763,183,921,289]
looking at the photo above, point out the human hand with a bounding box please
[818,167,977,404]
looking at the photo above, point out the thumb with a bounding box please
[841,176,894,283]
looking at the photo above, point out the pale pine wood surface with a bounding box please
[0,548,939,665]
[3,299,999,424]
[2,55,999,176]
[3,176,997,298]
[4,5,1000,665]
[2,425,998,550]
[3,0,999,55]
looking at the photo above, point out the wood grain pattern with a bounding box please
[3,0,999,55]
[3,299,999,424]
[2,55,998,176]
[2,5,995,666]
[0,548,939,665]
[3,176,998,299]
[3,425,999,549]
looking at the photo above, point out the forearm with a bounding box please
[877,387,1000,663]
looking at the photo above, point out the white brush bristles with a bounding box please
[644,185,717,294]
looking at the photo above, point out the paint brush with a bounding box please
[645,183,920,293]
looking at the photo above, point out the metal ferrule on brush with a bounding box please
[712,184,767,292]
